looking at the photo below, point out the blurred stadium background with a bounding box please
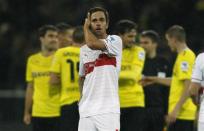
[0,0,204,130]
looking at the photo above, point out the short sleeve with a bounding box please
[134,49,145,80]
[177,54,195,80]
[26,57,33,82]
[192,54,203,83]
[50,50,61,73]
[79,48,85,77]
[103,35,122,56]
[135,49,145,67]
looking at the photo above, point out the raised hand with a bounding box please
[84,13,91,31]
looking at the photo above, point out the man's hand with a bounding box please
[84,13,91,31]
[23,112,31,125]
[165,109,178,125]
[140,76,157,87]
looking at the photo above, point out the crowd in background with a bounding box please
[1,0,204,90]
[1,1,204,129]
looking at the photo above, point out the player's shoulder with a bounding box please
[57,46,80,54]
[132,45,145,52]
[182,48,195,57]
[179,48,195,60]
[130,45,145,61]
[27,52,42,65]
[197,52,204,58]
[107,35,122,43]
[56,46,71,53]
[132,45,145,56]
[108,35,121,40]
[196,52,204,62]
[28,52,41,60]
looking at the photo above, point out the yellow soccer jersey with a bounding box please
[26,53,60,117]
[50,46,80,106]
[119,46,145,108]
[169,48,196,120]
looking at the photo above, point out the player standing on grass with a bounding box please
[23,25,60,131]
[78,7,122,131]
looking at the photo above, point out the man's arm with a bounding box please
[23,82,33,125]
[83,14,106,50]
[50,72,61,85]
[78,76,85,97]
[141,76,172,87]
[166,79,191,124]
[166,81,201,124]
[190,82,201,96]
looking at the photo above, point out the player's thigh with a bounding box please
[60,103,79,131]
[121,107,145,131]
[168,119,194,131]
[198,121,204,131]
[78,117,97,131]
[93,113,120,131]
[32,117,46,131]
[46,117,60,131]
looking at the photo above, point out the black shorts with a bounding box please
[120,107,146,131]
[60,102,79,131]
[32,116,60,131]
[168,119,194,131]
[144,108,165,131]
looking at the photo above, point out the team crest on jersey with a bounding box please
[181,61,189,71]
[138,51,145,60]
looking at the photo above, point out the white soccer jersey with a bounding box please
[192,53,204,87]
[78,35,122,118]
[191,53,204,122]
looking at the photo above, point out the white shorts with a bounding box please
[198,121,204,131]
[78,113,120,131]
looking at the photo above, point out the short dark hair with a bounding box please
[72,26,84,44]
[38,25,58,37]
[88,7,109,23]
[114,19,137,35]
[140,30,160,44]
[166,25,186,42]
[56,23,73,34]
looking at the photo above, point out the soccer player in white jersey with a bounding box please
[189,53,204,131]
[78,7,122,131]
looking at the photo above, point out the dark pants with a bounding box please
[60,102,79,131]
[120,107,146,131]
[144,108,165,131]
[32,117,60,131]
[168,119,194,131]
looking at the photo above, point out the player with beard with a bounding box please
[78,7,122,131]
[23,25,60,131]
[114,20,146,131]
